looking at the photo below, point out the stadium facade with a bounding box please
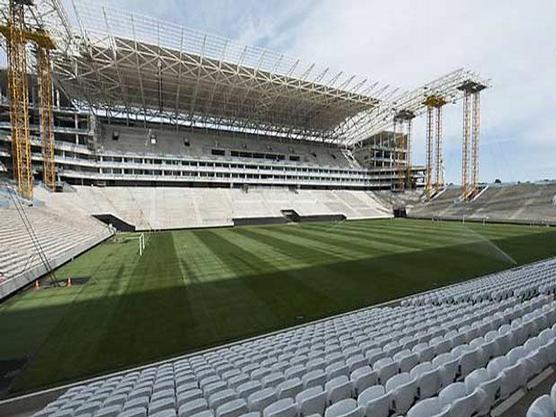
[0,78,419,191]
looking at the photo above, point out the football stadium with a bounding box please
[0,1,555,417]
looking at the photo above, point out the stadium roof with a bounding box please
[50,2,394,143]
[0,0,489,146]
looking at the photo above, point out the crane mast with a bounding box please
[1,0,57,199]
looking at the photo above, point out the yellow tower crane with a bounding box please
[37,40,56,191]
[457,80,487,199]
[0,0,57,199]
[422,95,447,199]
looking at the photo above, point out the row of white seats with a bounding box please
[172,311,556,417]
[33,295,555,417]
[43,186,392,231]
[404,258,556,306]
[342,300,556,417]
[30,257,556,417]
[407,322,556,417]
[0,202,112,284]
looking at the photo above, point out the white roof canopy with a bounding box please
[0,0,489,146]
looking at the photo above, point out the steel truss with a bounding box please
[462,90,471,197]
[49,2,399,144]
[471,92,481,193]
[392,110,415,191]
[434,105,443,192]
[345,69,489,147]
[458,81,486,199]
[425,107,434,198]
[1,1,489,153]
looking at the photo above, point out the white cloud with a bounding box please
[282,0,556,182]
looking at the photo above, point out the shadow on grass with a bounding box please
[1,229,555,397]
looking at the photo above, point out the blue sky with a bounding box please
[59,1,556,182]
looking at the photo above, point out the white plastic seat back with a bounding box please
[373,358,398,385]
[248,388,277,413]
[262,398,297,417]
[296,386,326,417]
[277,378,303,400]
[349,367,376,396]
[525,348,548,379]
[438,382,467,408]
[385,373,417,415]
[443,384,482,417]
[415,367,441,400]
[407,398,450,417]
[398,352,419,374]
[458,349,479,378]
[486,356,508,379]
[324,399,361,417]
[302,370,326,390]
[357,385,389,417]
[432,354,458,388]
[464,368,500,415]
[526,395,555,417]
[216,399,248,417]
[179,398,209,417]
[238,382,263,400]
[325,376,353,405]
[412,343,434,362]
[500,362,526,399]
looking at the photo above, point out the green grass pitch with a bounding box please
[1,218,555,396]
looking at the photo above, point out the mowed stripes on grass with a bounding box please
[1,218,555,396]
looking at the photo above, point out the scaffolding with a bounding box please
[423,95,447,198]
[37,45,56,190]
[393,109,415,191]
[0,0,57,198]
[471,91,481,192]
[434,105,444,192]
[461,89,471,198]
[3,0,33,199]
[425,106,434,198]
[458,80,487,199]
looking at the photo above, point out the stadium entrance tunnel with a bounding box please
[232,211,346,226]
[281,209,300,223]
[393,207,408,217]
[232,217,288,227]
[281,209,346,223]
[92,214,136,232]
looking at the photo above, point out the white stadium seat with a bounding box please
[262,399,297,417]
[407,398,450,417]
[296,387,327,417]
[526,395,555,417]
[324,399,362,417]
[356,386,390,417]
[385,372,418,415]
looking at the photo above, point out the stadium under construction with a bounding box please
[0,1,554,417]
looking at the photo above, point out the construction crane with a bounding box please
[458,80,487,199]
[37,41,56,190]
[0,0,57,199]
[423,95,447,198]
